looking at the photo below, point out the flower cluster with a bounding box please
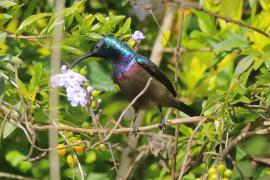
[51,65,96,107]
[131,31,145,42]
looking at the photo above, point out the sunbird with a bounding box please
[72,36,195,133]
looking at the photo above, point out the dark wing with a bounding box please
[135,55,177,97]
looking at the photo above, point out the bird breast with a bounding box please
[112,63,175,109]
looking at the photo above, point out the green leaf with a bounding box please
[120,17,131,34]
[230,94,250,104]
[193,11,215,34]
[5,150,32,173]
[65,14,74,29]
[219,0,243,20]
[0,0,17,8]
[0,13,13,20]
[74,13,83,24]
[230,108,258,123]
[62,45,84,56]
[1,121,16,139]
[179,124,193,136]
[88,61,115,91]
[96,13,106,23]
[17,13,52,33]
[115,17,131,36]
[232,146,247,161]
[234,56,254,76]
[161,30,171,47]
[81,14,96,33]
[5,150,25,167]
[262,44,270,68]
[29,63,43,102]
[182,172,196,180]
[85,33,103,40]
[0,33,7,43]
[99,15,126,34]
[18,79,29,100]
[85,151,96,163]
[214,34,249,53]
[0,77,4,96]
[87,173,110,180]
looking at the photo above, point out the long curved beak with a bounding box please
[71,51,93,68]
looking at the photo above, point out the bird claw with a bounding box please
[159,117,166,131]
[131,122,139,136]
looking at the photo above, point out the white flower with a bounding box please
[51,65,94,107]
[131,31,145,41]
[87,86,93,93]
[61,65,68,73]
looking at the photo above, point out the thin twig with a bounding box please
[219,126,270,159]
[28,152,48,162]
[172,2,185,179]
[148,9,173,49]
[0,172,34,180]
[105,78,153,140]
[87,107,118,174]
[177,119,206,180]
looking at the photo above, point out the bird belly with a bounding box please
[113,65,175,110]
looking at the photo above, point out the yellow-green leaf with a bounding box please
[18,79,29,100]
[161,30,171,47]
[17,13,51,33]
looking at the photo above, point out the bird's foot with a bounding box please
[131,122,139,136]
[159,117,166,131]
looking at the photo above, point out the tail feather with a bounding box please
[171,99,199,116]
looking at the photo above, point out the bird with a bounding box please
[71,36,195,134]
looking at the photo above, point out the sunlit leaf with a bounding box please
[115,17,131,36]
[0,13,13,25]
[193,11,215,34]
[1,121,16,139]
[17,13,52,33]
[81,14,96,33]
[0,33,7,43]
[28,63,43,101]
[235,56,254,76]
[18,79,29,100]
[179,124,193,136]
[0,0,17,8]
[161,30,171,47]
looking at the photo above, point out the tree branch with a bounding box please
[0,172,34,180]
[219,126,270,159]
[32,116,206,135]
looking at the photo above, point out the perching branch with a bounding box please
[32,116,206,135]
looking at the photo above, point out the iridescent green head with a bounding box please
[72,36,132,68]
